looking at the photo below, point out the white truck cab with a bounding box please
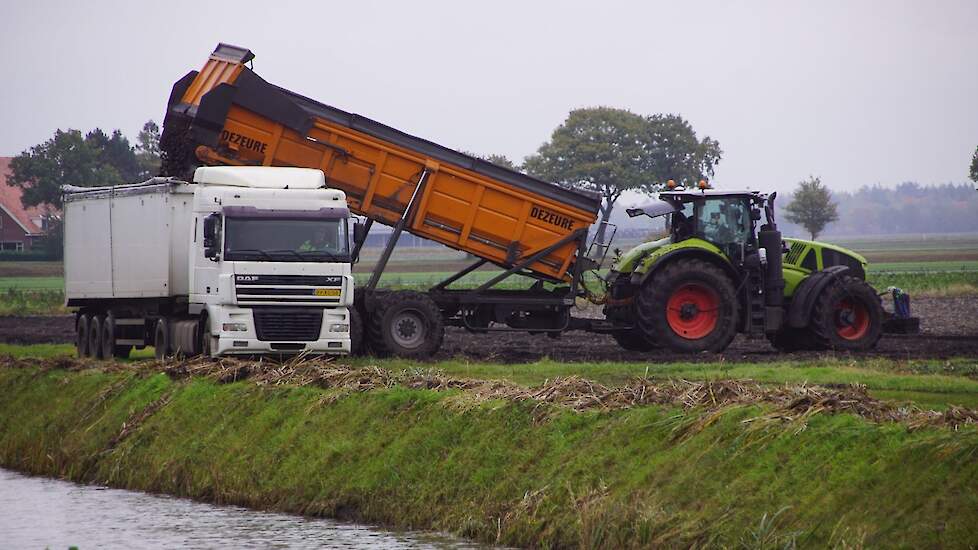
[63,166,354,359]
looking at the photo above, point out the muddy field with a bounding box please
[1,296,976,362]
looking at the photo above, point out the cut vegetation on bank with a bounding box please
[1,357,976,548]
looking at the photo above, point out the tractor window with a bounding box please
[695,198,750,246]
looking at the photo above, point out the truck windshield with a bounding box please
[224,218,350,262]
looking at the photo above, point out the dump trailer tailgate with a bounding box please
[161,44,601,281]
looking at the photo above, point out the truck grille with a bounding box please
[235,274,343,305]
[253,308,323,341]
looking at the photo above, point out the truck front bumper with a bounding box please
[210,305,352,356]
[214,337,351,355]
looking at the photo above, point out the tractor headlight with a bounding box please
[330,323,350,333]
[222,322,248,332]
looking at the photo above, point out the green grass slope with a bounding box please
[1,366,976,548]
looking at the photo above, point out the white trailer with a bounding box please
[63,166,356,358]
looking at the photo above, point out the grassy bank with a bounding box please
[1,363,976,547]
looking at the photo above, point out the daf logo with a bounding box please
[236,275,259,282]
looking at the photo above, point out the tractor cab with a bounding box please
[627,189,774,264]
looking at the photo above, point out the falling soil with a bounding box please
[1,296,976,362]
[2,354,976,430]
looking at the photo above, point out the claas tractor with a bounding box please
[601,188,904,353]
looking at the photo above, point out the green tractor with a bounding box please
[602,188,903,353]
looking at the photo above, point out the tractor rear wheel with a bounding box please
[636,258,738,353]
[811,276,883,351]
[365,291,444,358]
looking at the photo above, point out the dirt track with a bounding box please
[2,296,976,362]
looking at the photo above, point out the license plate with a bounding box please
[314,288,341,297]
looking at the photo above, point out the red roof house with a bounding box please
[0,157,53,251]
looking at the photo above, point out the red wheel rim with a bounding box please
[666,283,720,339]
[834,299,869,340]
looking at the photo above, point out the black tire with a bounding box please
[76,314,91,358]
[350,308,365,355]
[100,313,131,359]
[767,326,822,352]
[811,276,883,351]
[365,291,444,358]
[89,314,105,360]
[635,258,739,353]
[198,315,213,358]
[154,318,171,360]
[611,328,657,352]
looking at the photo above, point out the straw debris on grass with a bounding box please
[2,354,977,429]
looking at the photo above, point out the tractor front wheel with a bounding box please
[636,258,738,353]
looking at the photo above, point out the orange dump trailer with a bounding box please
[161,44,600,282]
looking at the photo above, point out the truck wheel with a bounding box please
[154,318,171,360]
[89,315,105,360]
[366,291,444,358]
[636,258,738,353]
[76,314,91,358]
[350,308,365,355]
[198,316,213,358]
[811,276,883,351]
[612,328,657,352]
[99,313,131,359]
[767,327,821,352]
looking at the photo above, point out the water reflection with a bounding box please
[0,469,481,549]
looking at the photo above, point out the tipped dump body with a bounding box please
[161,44,600,281]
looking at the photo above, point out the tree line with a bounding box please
[6,113,977,260]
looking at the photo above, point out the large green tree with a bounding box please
[970,146,977,183]
[784,176,839,240]
[523,107,721,244]
[137,120,162,177]
[6,123,159,209]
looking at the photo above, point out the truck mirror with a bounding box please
[352,220,367,246]
[203,214,220,260]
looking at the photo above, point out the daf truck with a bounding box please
[63,166,355,358]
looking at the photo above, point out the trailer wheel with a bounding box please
[611,328,657,352]
[154,318,171,360]
[811,276,883,351]
[89,314,105,360]
[366,291,444,358]
[76,314,91,358]
[767,327,822,352]
[635,258,738,353]
[99,314,125,359]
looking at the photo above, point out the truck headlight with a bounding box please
[222,322,248,332]
[329,323,350,333]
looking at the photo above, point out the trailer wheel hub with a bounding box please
[391,311,425,349]
[666,283,720,340]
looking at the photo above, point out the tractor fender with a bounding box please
[629,247,740,288]
[786,265,851,328]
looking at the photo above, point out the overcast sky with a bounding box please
[1,0,975,202]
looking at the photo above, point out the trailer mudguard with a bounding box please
[786,265,850,328]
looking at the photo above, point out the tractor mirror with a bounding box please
[626,208,643,218]
[751,208,762,221]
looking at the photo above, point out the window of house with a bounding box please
[1,242,24,252]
